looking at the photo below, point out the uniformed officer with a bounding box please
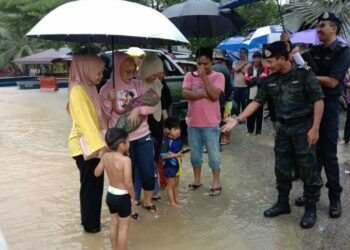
[294,12,350,218]
[221,41,324,229]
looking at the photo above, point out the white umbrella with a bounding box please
[26,0,189,46]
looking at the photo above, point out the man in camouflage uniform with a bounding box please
[221,41,324,229]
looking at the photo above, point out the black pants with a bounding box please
[343,105,350,142]
[232,87,248,115]
[246,99,263,134]
[317,99,343,201]
[74,155,104,231]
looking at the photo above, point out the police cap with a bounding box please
[263,41,288,59]
[317,12,342,25]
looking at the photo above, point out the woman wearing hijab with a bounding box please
[137,52,166,200]
[68,55,107,233]
[100,52,159,212]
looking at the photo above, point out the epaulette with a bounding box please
[296,65,311,71]
[337,42,348,48]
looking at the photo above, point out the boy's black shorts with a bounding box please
[106,193,131,218]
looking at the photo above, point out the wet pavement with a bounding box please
[1,87,350,250]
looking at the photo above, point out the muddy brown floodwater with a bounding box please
[1,87,350,250]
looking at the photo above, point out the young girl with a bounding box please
[95,128,134,250]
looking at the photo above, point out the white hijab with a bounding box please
[138,52,163,121]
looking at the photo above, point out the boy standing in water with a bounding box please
[95,128,135,250]
[161,117,186,206]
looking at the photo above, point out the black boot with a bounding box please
[329,200,342,218]
[294,196,305,207]
[300,203,317,229]
[264,197,291,217]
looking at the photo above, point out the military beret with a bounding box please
[262,41,288,59]
[317,12,342,24]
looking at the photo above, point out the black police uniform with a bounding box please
[306,13,350,206]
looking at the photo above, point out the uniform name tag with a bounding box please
[292,81,299,84]
[268,83,277,87]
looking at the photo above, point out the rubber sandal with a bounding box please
[188,183,203,190]
[209,186,222,196]
[131,213,139,220]
[143,204,158,213]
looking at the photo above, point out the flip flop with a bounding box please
[143,204,158,213]
[209,186,222,196]
[131,213,139,220]
[188,183,203,190]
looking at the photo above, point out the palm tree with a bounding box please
[283,0,350,41]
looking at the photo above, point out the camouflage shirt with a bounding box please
[254,67,324,121]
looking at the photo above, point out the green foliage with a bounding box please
[284,0,350,40]
[0,0,72,69]
[235,0,282,35]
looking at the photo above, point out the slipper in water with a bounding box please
[143,204,158,213]
[209,186,222,196]
[188,183,203,191]
[131,213,140,220]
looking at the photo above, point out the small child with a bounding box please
[95,128,136,250]
[160,117,187,206]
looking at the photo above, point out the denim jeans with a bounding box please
[187,125,221,169]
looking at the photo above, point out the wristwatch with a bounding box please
[235,117,241,124]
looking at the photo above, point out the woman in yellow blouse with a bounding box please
[68,55,107,233]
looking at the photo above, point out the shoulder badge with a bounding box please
[265,50,272,57]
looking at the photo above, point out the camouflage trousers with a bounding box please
[274,121,323,203]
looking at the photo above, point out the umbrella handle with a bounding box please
[112,37,115,89]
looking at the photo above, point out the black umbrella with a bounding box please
[162,0,240,38]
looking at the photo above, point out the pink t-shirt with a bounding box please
[182,71,225,127]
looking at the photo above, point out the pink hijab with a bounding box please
[68,54,107,130]
[100,52,137,125]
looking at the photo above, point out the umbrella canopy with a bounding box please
[219,25,290,62]
[219,0,261,9]
[241,25,289,49]
[26,0,189,46]
[290,29,348,45]
[162,0,239,38]
[216,36,245,50]
[13,48,72,64]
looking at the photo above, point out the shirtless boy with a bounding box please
[95,128,135,250]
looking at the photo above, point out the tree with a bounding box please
[0,0,71,68]
[235,0,282,35]
[283,0,350,39]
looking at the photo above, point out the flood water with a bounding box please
[1,87,350,250]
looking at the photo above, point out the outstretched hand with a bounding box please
[220,117,239,133]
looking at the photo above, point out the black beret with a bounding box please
[317,12,341,24]
[252,51,262,58]
[262,41,287,59]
